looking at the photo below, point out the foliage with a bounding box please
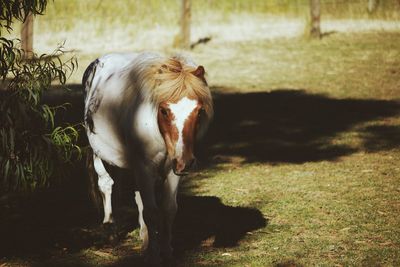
[0,0,81,192]
[0,0,47,33]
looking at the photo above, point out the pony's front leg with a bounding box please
[135,166,162,265]
[160,171,180,259]
[93,154,114,224]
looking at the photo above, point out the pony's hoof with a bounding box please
[101,222,115,230]
[100,223,119,244]
[143,247,162,267]
[102,214,114,224]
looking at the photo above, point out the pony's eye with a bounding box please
[160,108,168,117]
[198,108,205,118]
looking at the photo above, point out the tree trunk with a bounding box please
[180,0,191,49]
[310,0,321,39]
[368,0,379,13]
[21,12,34,59]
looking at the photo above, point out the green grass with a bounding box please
[182,154,400,266]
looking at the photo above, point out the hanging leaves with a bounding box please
[0,0,48,33]
[0,0,81,192]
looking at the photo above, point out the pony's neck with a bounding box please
[132,99,166,161]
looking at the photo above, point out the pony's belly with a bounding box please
[87,128,127,168]
[88,132,167,169]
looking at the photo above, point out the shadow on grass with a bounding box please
[0,164,107,257]
[199,88,400,165]
[0,180,266,266]
[2,85,400,265]
[105,195,267,267]
[174,195,267,250]
[361,125,400,152]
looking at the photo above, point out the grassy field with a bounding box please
[1,1,400,266]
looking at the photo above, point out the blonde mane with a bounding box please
[139,55,213,119]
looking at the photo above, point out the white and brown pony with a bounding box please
[82,52,213,264]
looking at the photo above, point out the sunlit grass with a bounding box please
[182,150,400,266]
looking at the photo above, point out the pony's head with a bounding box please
[146,56,213,175]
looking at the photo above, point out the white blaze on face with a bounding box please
[168,97,198,158]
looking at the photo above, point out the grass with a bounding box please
[182,154,400,266]
[1,1,400,266]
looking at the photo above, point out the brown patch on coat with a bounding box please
[157,99,203,174]
[157,102,179,157]
[182,102,203,162]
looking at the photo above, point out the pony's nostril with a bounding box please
[172,158,186,173]
[172,159,178,170]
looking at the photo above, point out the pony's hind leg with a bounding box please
[134,191,149,250]
[93,154,114,223]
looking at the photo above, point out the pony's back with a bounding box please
[83,53,140,168]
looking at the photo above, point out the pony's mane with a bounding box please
[139,55,213,118]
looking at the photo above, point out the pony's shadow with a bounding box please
[103,168,267,261]
[0,171,266,266]
[104,194,267,267]
[174,194,266,252]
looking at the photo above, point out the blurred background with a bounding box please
[5,0,400,89]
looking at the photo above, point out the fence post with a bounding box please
[180,0,191,49]
[310,0,321,39]
[368,0,379,13]
[21,12,34,59]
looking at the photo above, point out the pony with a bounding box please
[82,52,213,264]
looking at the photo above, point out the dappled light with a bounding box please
[202,90,400,164]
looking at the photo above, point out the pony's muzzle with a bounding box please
[172,158,196,176]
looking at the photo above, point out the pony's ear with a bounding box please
[191,65,205,79]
